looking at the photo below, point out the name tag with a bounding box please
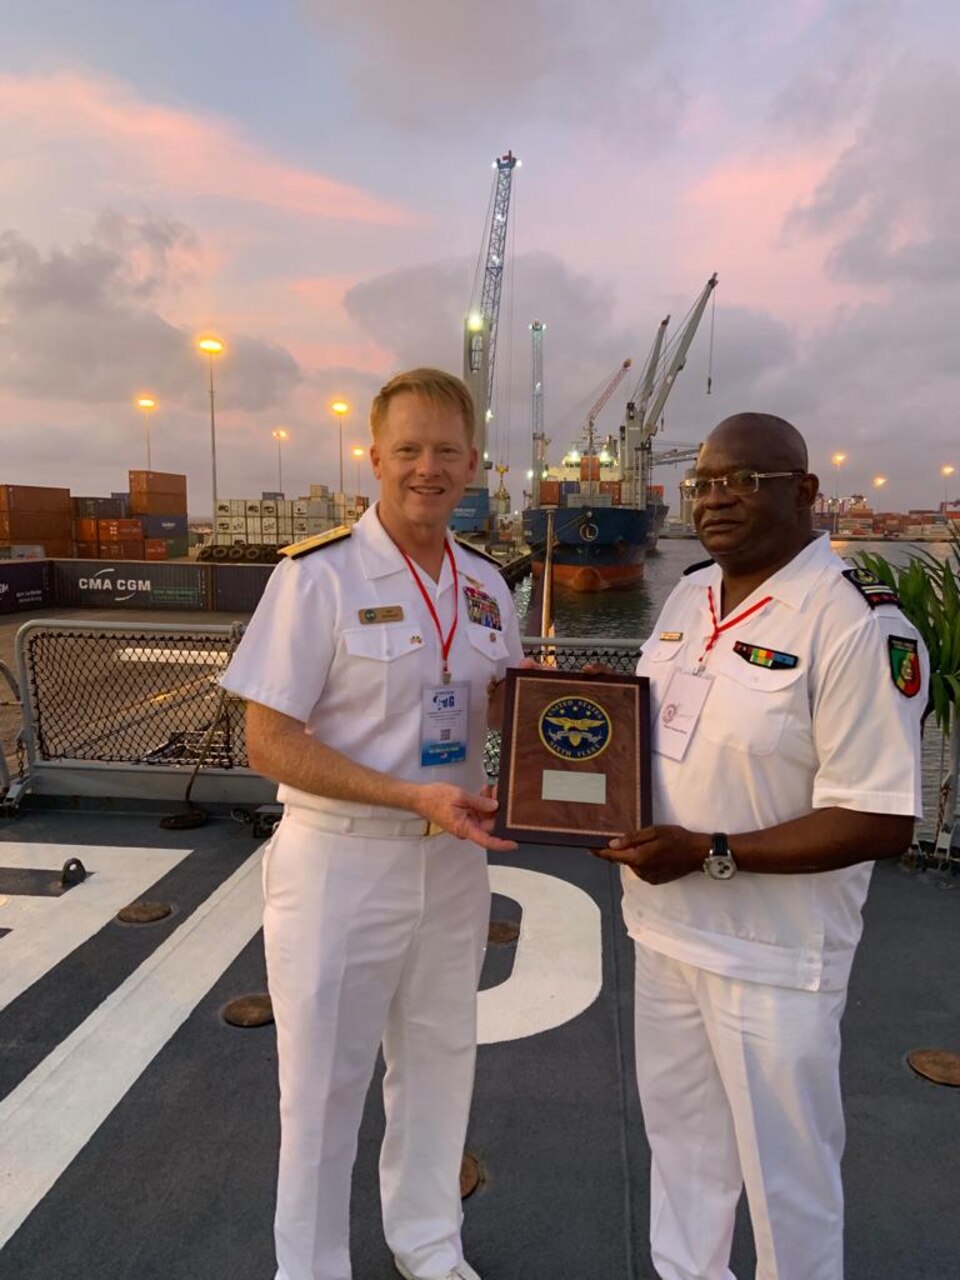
[358,605,404,624]
[654,669,712,762]
[421,682,469,767]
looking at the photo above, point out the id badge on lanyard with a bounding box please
[420,682,470,767]
[654,669,712,761]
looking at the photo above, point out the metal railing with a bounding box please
[5,622,644,809]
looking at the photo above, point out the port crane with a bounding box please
[462,150,519,497]
[620,272,718,509]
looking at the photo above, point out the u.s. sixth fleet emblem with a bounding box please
[538,696,613,761]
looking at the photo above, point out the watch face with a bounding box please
[705,855,736,880]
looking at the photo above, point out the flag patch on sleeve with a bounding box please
[888,636,921,697]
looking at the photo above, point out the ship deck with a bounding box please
[1,796,959,1279]
[1,605,959,1278]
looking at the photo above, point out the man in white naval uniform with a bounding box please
[593,414,926,1280]
[221,368,524,1280]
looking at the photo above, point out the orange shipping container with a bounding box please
[579,457,601,482]
[127,490,188,516]
[39,539,75,558]
[599,480,622,504]
[99,540,145,559]
[144,539,168,560]
[76,541,99,558]
[97,518,143,540]
[128,470,187,496]
[0,512,73,540]
[648,484,665,500]
[0,484,71,514]
[538,480,561,505]
[74,517,99,542]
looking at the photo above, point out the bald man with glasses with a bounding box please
[593,413,926,1280]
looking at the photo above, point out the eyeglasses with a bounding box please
[679,470,806,498]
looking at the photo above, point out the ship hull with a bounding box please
[523,504,648,592]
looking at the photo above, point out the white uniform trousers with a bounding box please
[263,808,490,1280]
[633,942,848,1280]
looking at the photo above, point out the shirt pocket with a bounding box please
[641,640,685,710]
[465,625,512,705]
[700,648,805,756]
[341,623,425,717]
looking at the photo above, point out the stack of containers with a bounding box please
[97,515,144,559]
[128,471,189,561]
[73,495,126,557]
[212,497,299,547]
[0,485,73,558]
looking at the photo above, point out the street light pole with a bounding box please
[197,336,225,520]
[136,396,157,471]
[830,452,847,536]
[272,428,289,495]
[942,464,955,510]
[330,400,350,496]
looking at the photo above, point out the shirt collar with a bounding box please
[702,532,837,612]
[355,504,456,592]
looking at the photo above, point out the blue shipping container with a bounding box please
[142,513,189,539]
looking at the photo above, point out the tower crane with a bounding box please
[583,359,633,491]
[621,273,717,508]
[463,150,519,489]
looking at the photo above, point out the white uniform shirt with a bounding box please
[221,505,524,818]
[625,533,926,991]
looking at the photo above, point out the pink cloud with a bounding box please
[680,148,884,321]
[0,70,420,227]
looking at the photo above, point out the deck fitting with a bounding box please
[117,900,172,924]
[488,919,520,945]
[906,1048,960,1086]
[223,993,274,1027]
[459,1152,483,1198]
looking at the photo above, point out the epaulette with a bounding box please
[682,557,715,576]
[841,566,900,608]
[279,526,352,560]
[453,535,501,566]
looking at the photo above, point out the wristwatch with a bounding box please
[703,832,737,880]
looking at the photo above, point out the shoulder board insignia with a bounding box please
[682,557,715,577]
[841,567,900,608]
[279,526,352,560]
[733,640,799,670]
[452,535,501,566]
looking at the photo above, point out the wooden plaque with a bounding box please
[494,668,651,846]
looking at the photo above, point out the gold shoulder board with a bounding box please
[279,526,352,560]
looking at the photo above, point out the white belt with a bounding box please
[285,808,445,839]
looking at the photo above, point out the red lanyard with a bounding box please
[397,541,459,683]
[698,586,772,665]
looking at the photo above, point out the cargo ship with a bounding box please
[523,274,718,594]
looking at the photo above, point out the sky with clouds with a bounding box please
[3,0,960,516]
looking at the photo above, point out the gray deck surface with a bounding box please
[1,799,958,1280]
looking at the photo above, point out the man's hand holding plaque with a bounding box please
[493,668,652,846]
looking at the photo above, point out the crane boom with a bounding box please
[463,150,519,472]
[625,315,669,429]
[642,273,717,436]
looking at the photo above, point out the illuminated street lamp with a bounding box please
[873,476,887,509]
[135,395,157,470]
[831,452,847,534]
[349,444,366,495]
[272,428,290,495]
[330,399,350,494]
[942,464,955,509]
[197,336,225,518]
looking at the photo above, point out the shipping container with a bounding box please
[53,560,211,609]
[72,496,125,518]
[261,502,278,518]
[75,540,99,558]
[0,559,54,614]
[0,512,72,541]
[215,501,232,518]
[98,540,145,559]
[309,484,329,499]
[144,540,168,560]
[97,518,143,540]
[537,480,561,505]
[212,563,274,612]
[648,484,665,500]
[579,457,601,482]
[599,480,622,503]
[0,543,46,560]
[245,500,262,516]
[74,517,99,542]
[262,491,284,501]
[141,513,188,539]
[163,537,189,559]
[229,517,246,533]
[128,491,188,517]
[0,485,71,514]
[262,517,278,533]
[40,539,75,558]
[128,470,187,496]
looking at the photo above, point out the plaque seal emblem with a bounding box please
[538,695,613,761]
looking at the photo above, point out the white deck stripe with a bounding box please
[479,866,602,1043]
[0,844,190,1012]
[0,847,265,1247]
